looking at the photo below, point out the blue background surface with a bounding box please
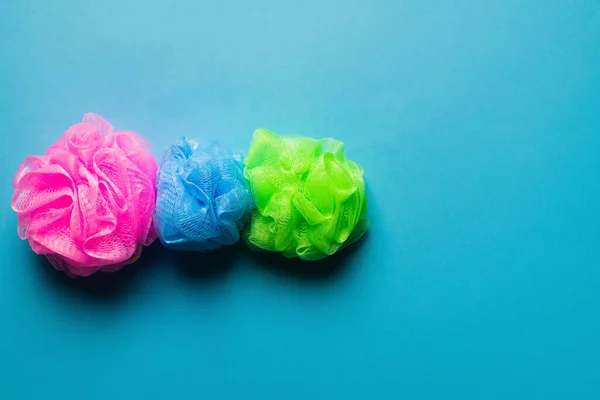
[1,1,599,398]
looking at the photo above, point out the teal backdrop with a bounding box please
[1,1,599,399]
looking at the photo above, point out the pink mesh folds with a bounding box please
[11,113,158,277]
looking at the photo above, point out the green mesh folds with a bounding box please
[244,128,369,260]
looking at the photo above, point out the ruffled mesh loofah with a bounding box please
[244,128,369,260]
[154,138,254,251]
[11,113,158,277]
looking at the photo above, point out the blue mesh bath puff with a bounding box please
[154,138,254,251]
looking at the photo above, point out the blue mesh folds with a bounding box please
[154,138,255,251]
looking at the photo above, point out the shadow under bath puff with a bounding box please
[173,242,240,283]
[244,231,370,283]
[31,241,169,304]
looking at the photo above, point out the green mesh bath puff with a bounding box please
[244,128,369,260]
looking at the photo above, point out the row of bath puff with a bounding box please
[11,113,369,277]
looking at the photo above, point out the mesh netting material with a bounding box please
[154,138,254,251]
[244,128,369,260]
[11,113,158,277]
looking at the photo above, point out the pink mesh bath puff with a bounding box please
[11,113,158,277]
